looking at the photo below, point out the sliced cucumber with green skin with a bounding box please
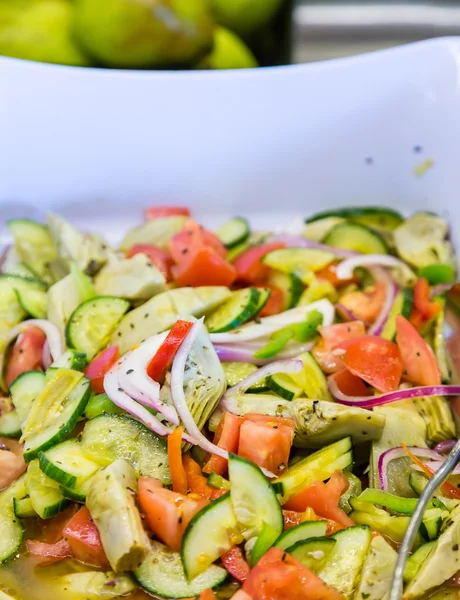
[403,541,436,583]
[216,217,250,249]
[7,219,56,282]
[274,520,328,550]
[262,248,335,283]
[274,437,353,503]
[135,541,227,599]
[182,492,240,579]
[382,288,413,340]
[267,270,303,309]
[228,454,283,556]
[267,373,303,401]
[84,393,125,420]
[288,351,332,401]
[25,459,69,519]
[9,370,45,427]
[81,413,170,484]
[13,497,36,518]
[0,501,23,564]
[66,296,130,359]
[39,438,100,490]
[206,288,261,333]
[15,288,47,319]
[287,536,336,572]
[319,525,372,599]
[254,287,271,315]
[306,207,404,231]
[22,371,91,462]
[303,217,346,242]
[420,508,445,541]
[0,411,21,438]
[324,222,389,254]
[222,362,270,393]
[50,349,87,371]
[0,275,47,341]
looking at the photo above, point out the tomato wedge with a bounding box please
[395,315,441,386]
[147,320,193,384]
[168,426,188,495]
[125,243,174,281]
[172,247,237,287]
[284,471,354,529]
[233,243,285,284]
[238,419,294,476]
[410,278,442,330]
[84,345,120,394]
[0,438,26,491]
[138,476,206,551]
[258,287,284,317]
[27,539,73,565]
[5,326,46,388]
[170,220,227,262]
[313,321,366,373]
[243,547,345,600]
[341,335,403,393]
[337,282,386,324]
[144,206,191,220]
[221,546,251,582]
[63,506,109,568]
[282,510,304,530]
[328,369,371,398]
[203,412,243,476]
[183,454,224,501]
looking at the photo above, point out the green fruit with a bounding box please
[209,0,284,36]
[0,0,92,67]
[73,0,214,69]
[197,27,257,69]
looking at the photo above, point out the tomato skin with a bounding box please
[170,220,227,262]
[238,420,294,476]
[5,326,46,388]
[233,243,285,284]
[144,206,191,220]
[243,547,345,600]
[314,321,366,373]
[230,592,253,600]
[284,471,354,529]
[126,244,174,281]
[63,506,109,568]
[138,476,206,552]
[328,369,371,397]
[203,412,243,476]
[221,546,250,582]
[172,247,237,287]
[147,320,193,384]
[396,315,441,386]
[27,539,73,565]
[282,510,304,530]
[0,438,26,491]
[341,335,403,393]
[410,278,442,330]
[84,345,120,394]
[258,287,284,317]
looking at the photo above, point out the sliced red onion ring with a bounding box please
[421,461,460,475]
[329,377,460,408]
[367,267,398,336]
[210,299,335,345]
[336,255,411,280]
[269,234,359,258]
[42,340,52,370]
[378,446,442,491]
[434,440,457,455]
[335,303,360,322]
[214,340,316,365]
[104,361,195,443]
[171,318,276,477]
[117,331,179,424]
[223,359,303,401]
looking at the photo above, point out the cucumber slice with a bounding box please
[15,288,47,319]
[433,296,451,384]
[1,246,39,280]
[420,508,445,541]
[216,217,250,249]
[135,541,227,598]
[228,454,283,555]
[25,460,70,519]
[267,271,303,309]
[254,287,271,315]
[50,349,88,372]
[39,439,100,490]
[274,520,327,550]
[0,411,21,438]
[262,248,335,283]
[404,541,436,583]
[222,362,269,393]
[251,521,280,565]
[0,275,47,340]
[319,525,372,599]
[287,351,332,401]
[84,393,125,420]
[267,373,303,400]
[9,370,46,427]
[381,288,413,340]
[206,288,261,333]
[324,222,389,254]
[273,437,353,503]
[66,296,130,359]
[81,413,170,484]
[13,497,36,518]
[306,207,403,231]
[303,217,346,242]
[0,501,23,564]
[182,492,240,579]
[7,219,56,282]
[287,536,336,572]
[22,370,91,462]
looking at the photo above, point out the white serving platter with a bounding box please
[0,36,460,245]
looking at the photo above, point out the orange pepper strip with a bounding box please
[168,427,188,495]
[401,443,460,500]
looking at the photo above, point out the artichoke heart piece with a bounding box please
[119,216,188,252]
[47,274,81,335]
[57,571,136,599]
[86,458,151,573]
[95,254,166,301]
[394,396,456,446]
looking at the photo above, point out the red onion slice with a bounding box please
[42,340,52,370]
[336,255,412,280]
[268,234,359,258]
[422,461,460,475]
[378,446,442,491]
[328,376,460,408]
[433,440,457,455]
[431,283,453,299]
[223,359,303,400]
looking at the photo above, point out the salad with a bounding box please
[0,205,459,600]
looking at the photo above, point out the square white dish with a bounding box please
[1,36,460,243]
